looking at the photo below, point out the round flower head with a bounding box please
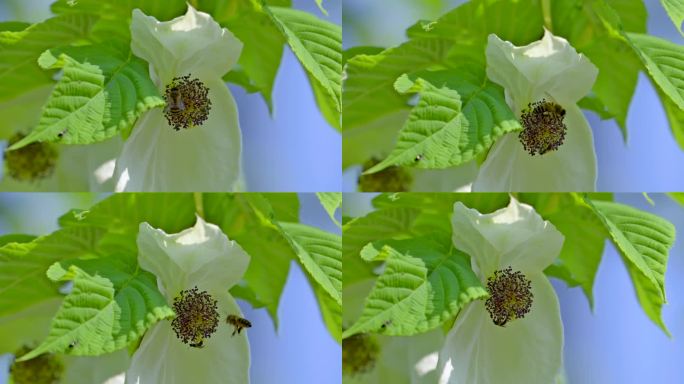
[473,29,599,191]
[114,5,244,191]
[437,197,565,384]
[125,216,250,384]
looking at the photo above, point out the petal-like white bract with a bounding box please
[127,216,250,384]
[125,293,249,384]
[439,198,564,384]
[130,6,242,84]
[473,103,596,192]
[451,197,564,276]
[410,162,477,192]
[486,29,598,113]
[136,216,249,298]
[114,80,242,192]
[477,29,599,191]
[115,5,243,191]
[437,274,563,384]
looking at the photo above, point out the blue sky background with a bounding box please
[342,0,684,192]
[0,0,342,192]
[342,192,684,383]
[0,193,341,384]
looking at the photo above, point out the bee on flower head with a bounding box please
[226,315,251,336]
[165,86,186,115]
[189,340,204,348]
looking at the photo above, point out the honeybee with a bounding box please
[541,102,565,117]
[189,340,204,348]
[493,317,509,327]
[226,315,252,336]
[166,87,185,114]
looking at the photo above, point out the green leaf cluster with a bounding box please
[343,193,677,339]
[0,0,341,153]
[0,192,343,362]
[343,0,684,176]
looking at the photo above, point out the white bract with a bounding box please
[114,5,243,192]
[437,197,564,384]
[125,216,250,384]
[473,29,599,191]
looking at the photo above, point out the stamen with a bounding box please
[484,267,533,326]
[10,345,63,384]
[163,74,212,131]
[4,133,58,182]
[359,157,413,192]
[171,286,219,348]
[518,99,567,155]
[342,333,380,376]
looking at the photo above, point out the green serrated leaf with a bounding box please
[316,192,341,227]
[342,110,409,169]
[587,199,676,334]
[365,72,521,173]
[342,237,487,338]
[344,0,546,132]
[261,193,300,222]
[0,226,105,316]
[661,0,684,36]
[280,222,342,305]
[342,207,421,285]
[519,193,606,307]
[0,21,31,32]
[552,0,647,140]
[372,192,510,215]
[0,13,98,101]
[628,33,684,111]
[204,194,293,328]
[308,271,341,343]
[8,46,164,149]
[658,85,684,150]
[268,6,341,127]
[668,192,684,205]
[309,70,341,130]
[221,7,286,110]
[0,297,61,354]
[343,38,449,130]
[62,193,196,234]
[342,46,384,65]
[18,254,173,360]
[51,0,187,21]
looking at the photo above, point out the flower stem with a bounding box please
[542,0,553,32]
[194,192,205,219]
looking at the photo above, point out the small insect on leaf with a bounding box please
[414,154,423,162]
[380,320,392,330]
[226,314,252,336]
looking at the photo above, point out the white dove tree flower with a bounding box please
[437,197,565,384]
[125,216,250,384]
[473,29,599,191]
[114,5,243,192]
